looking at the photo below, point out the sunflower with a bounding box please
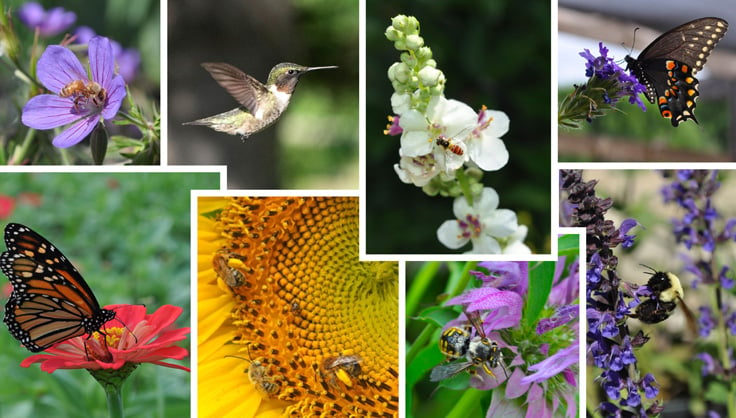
[198,197,398,417]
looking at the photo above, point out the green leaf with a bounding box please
[523,261,555,328]
[558,234,580,257]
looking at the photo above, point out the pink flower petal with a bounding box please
[36,46,87,93]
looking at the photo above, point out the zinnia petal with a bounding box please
[36,45,87,93]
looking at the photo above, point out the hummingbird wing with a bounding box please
[201,62,269,116]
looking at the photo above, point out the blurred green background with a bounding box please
[0,0,160,163]
[558,87,729,162]
[169,0,358,189]
[0,171,219,418]
[366,0,551,254]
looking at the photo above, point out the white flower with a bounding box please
[466,108,509,171]
[393,149,439,187]
[390,92,411,115]
[398,96,476,176]
[436,187,521,254]
[502,225,532,255]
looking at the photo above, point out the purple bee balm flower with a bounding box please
[21,36,126,148]
[446,287,523,330]
[17,2,76,37]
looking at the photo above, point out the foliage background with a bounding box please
[169,0,358,189]
[366,0,551,254]
[0,171,219,418]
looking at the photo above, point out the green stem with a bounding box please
[14,128,36,164]
[406,261,440,319]
[406,325,435,365]
[104,383,124,418]
[455,168,473,207]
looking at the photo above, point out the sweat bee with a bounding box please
[227,347,281,397]
[430,310,508,382]
[212,250,246,287]
[320,354,362,389]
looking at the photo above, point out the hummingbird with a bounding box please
[184,62,338,140]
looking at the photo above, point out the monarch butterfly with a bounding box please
[1,223,116,352]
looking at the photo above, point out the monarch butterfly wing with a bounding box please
[3,223,105,313]
[636,17,728,74]
[1,253,91,351]
[1,224,115,352]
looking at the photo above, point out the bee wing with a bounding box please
[677,296,699,336]
[466,310,487,339]
[429,361,474,382]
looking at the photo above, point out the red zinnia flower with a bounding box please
[21,304,190,373]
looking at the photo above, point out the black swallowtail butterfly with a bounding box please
[625,17,728,127]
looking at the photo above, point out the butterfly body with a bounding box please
[624,17,728,126]
[1,223,115,352]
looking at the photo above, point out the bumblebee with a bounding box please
[431,310,507,382]
[630,266,697,333]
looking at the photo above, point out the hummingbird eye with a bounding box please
[288,69,297,74]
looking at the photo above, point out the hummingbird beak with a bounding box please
[305,65,339,72]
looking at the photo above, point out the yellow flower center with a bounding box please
[198,197,398,417]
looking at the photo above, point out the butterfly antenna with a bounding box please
[112,315,139,344]
[629,27,640,54]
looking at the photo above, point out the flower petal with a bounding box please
[482,110,510,137]
[51,114,100,148]
[468,136,509,171]
[36,46,87,93]
[484,208,518,238]
[437,220,468,249]
[102,74,126,119]
[400,130,433,156]
[22,94,84,129]
[89,36,114,87]
[467,234,501,254]
[476,187,500,213]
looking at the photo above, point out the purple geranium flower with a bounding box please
[21,36,126,148]
[17,3,75,37]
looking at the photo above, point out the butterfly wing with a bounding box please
[1,223,114,352]
[625,17,728,126]
[636,18,728,74]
